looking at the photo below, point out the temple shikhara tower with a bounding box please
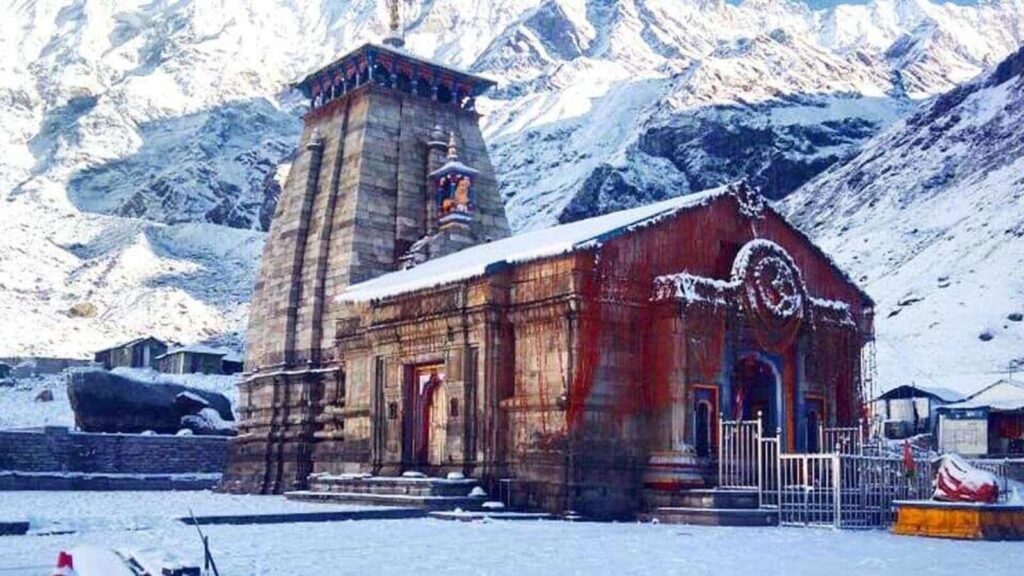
[222,9,508,493]
[224,6,875,519]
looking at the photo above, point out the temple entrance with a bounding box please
[691,386,718,458]
[732,355,779,436]
[426,382,448,466]
[695,401,712,458]
[405,364,446,469]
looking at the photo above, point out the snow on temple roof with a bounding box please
[943,379,1024,411]
[338,186,732,302]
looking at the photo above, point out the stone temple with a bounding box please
[223,25,875,519]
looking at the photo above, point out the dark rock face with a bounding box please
[551,109,881,225]
[637,114,876,200]
[559,164,671,224]
[67,98,299,232]
[67,369,234,435]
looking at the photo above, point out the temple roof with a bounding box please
[337,183,874,306]
[338,186,732,302]
[293,42,496,99]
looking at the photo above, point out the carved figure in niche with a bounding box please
[454,177,471,212]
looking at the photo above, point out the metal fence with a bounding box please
[718,413,763,490]
[718,416,941,529]
[836,454,934,528]
[820,423,863,455]
[777,452,840,527]
[774,452,933,528]
[759,434,780,509]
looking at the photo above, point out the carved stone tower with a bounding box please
[221,36,509,493]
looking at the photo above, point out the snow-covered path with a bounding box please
[0,492,1018,575]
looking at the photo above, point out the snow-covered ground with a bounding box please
[0,368,239,430]
[0,491,1018,575]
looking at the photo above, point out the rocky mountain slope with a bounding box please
[0,0,1022,382]
[783,45,1024,388]
[481,0,1024,229]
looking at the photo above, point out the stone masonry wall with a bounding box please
[0,427,227,475]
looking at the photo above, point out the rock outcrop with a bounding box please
[67,369,235,436]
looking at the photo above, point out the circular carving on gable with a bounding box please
[732,240,805,350]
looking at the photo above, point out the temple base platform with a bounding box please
[284,473,487,511]
[893,500,1024,541]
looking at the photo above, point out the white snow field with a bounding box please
[0,492,1018,576]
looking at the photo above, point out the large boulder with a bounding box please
[67,369,234,435]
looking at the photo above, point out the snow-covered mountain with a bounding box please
[0,0,1022,370]
[783,44,1024,391]
[482,0,1024,229]
[0,0,540,357]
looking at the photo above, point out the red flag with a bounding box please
[902,440,916,478]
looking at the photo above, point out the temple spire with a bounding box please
[383,0,405,49]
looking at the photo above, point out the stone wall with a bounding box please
[0,427,227,475]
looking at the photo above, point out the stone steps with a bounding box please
[644,506,778,527]
[286,490,486,511]
[643,488,779,527]
[308,474,479,498]
[293,474,488,511]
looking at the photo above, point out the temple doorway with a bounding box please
[695,401,712,457]
[691,386,718,458]
[405,364,447,469]
[732,355,779,436]
[426,381,448,466]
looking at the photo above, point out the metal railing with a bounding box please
[718,412,763,491]
[776,452,933,529]
[820,421,864,455]
[777,452,840,527]
[718,415,942,529]
[759,433,781,509]
[835,454,933,528]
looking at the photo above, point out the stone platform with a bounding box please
[893,500,1024,540]
[0,471,221,491]
[285,474,487,511]
[641,489,778,527]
